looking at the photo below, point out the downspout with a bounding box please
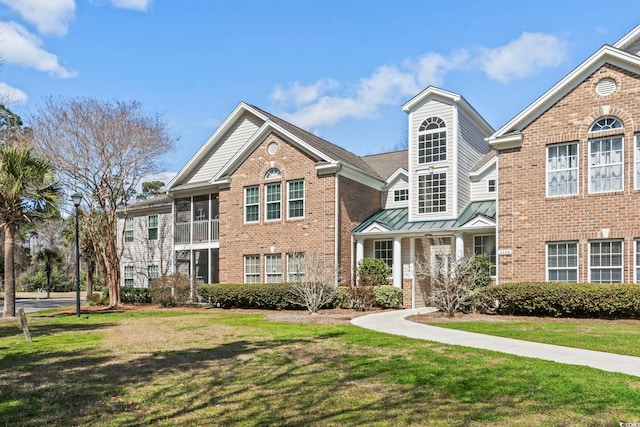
[335,174,340,286]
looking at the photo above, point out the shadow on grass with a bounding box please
[1,319,638,426]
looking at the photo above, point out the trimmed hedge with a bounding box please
[373,285,403,309]
[120,286,152,304]
[477,282,640,318]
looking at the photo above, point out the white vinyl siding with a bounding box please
[383,176,409,209]
[457,110,492,212]
[244,255,260,284]
[547,242,578,282]
[184,113,264,184]
[547,143,578,197]
[589,240,623,283]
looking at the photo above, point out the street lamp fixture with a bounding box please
[71,192,82,317]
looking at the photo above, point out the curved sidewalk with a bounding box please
[351,308,640,378]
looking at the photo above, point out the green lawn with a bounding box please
[422,319,640,357]
[1,308,639,426]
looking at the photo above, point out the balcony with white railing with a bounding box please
[174,219,219,244]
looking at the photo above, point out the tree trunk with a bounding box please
[86,259,95,295]
[3,225,16,318]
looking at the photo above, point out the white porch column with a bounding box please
[392,236,402,288]
[455,233,464,261]
[355,238,364,270]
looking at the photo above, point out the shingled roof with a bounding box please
[361,150,408,180]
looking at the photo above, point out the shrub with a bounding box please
[149,274,191,307]
[357,258,391,287]
[86,292,108,306]
[373,285,403,309]
[198,283,296,310]
[120,286,152,304]
[477,282,640,318]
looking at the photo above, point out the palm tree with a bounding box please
[35,248,63,298]
[0,146,60,317]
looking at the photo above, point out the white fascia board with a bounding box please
[613,24,640,50]
[490,46,640,141]
[361,223,390,233]
[336,162,386,190]
[488,133,523,150]
[460,216,496,228]
[469,156,496,179]
[315,162,341,174]
[167,102,266,190]
[385,168,409,187]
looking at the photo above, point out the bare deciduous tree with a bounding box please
[30,97,176,307]
[287,251,339,315]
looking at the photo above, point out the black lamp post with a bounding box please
[71,192,83,317]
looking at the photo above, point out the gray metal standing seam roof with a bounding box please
[352,200,496,233]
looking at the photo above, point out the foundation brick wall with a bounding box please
[338,176,382,284]
[498,64,640,283]
[218,133,337,283]
[402,278,413,308]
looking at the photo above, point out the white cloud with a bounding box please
[109,0,152,11]
[0,0,75,36]
[0,21,77,78]
[480,32,567,84]
[277,51,468,129]
[0,82,28,104]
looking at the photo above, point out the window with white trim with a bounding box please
[265,254,282,283]
[589,117,623,193]
[635,134,640,189]
[244,255,260,284]
[124,265,134,286]
[394,189,408,201]
[265,168,281,179]
[547,242,578,282]
[244,186,259,223]
[635,240,640,283]
[547,143,578,196]
[287,180,304,219]
[487,179,496,193]
[374,240,393,269]
[124,217,134,243]
[418,172,446,213]
[148,214,158,240]
[474,235,496,276]
[589,240,623,283]
[287,252,305,282]
[147,264,159,283]
[418,117,446,164]
[265,183,281,221]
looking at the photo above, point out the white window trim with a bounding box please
[417,169,447,214]
[244,186,260,224]
[373,239,393,270]
[148,214,159,241]
[394,188,409,202]
[474,234,497,277]
[588,136,624,194]
[417,116,447,165]
[545,241,579,282]
[287,180,305,220]
[264,183,281,222]
[546,142,579,197]
[635,239,640,284]
[588,239,624,283]
[635,134,640,190]
[124,264,135,286]
[124,217,134,243]
[244,255,260,284]
[265,253,283,283]
[286,252,305,282]
[487,179,496,193]
[147,263,159,283]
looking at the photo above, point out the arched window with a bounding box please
[588,117,623,193]
[418,117,446,164]
[265,168,281,180]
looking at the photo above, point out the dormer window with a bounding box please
[418,117,446,164]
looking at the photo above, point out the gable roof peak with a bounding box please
[613,23,640,52]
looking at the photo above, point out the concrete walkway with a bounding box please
[351,308,640,378]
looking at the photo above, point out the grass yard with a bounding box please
[1,308,640,426]
[416,314,640,357]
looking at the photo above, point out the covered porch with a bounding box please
[352,200,496,308]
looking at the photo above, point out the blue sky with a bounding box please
[2,1,640,176]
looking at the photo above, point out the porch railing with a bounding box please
[174,219,219,244]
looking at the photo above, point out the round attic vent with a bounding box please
[596,78,616,96]
[267,142,279,155]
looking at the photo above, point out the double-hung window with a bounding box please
[589,117,623,193]
[147,264,159,283]
[418,117,446,164]
[474,235,497,276]
[265,254,282,283]
[265,183,281,221]
[287,252,305,282]
[124,217,134,243]
[590,240,623,283]
[374,240,393,270]
[418,172,446,213]
[124,265,134,286]
[287,180,304,219]
[244,255,260,284]
[245,186,259,223]
[148,215,158,240]
[635,135,640,189]
[394,189,408,202]
[547,242,578,282]
[636,240,640,283]
[547,143,578,196]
